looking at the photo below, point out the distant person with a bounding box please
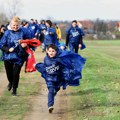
[38,20,47,52]
[35,44,86,113]
[0,16,31,96]
[0,25,6,39]
[28,19,38,39]
[59,42,66,51]
[5,22,10,30]
[54,23,62,41]
[43,20,58,50]
[66,20,85,53]
[0,25,6,60]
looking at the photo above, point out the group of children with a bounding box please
[0,17,86,113]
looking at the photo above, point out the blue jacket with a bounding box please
[0,28,31,65]
[35,49,86,88]
[66,26,85,43]
[44,27,58,46]
[39,24,47,31]
[28,23,38,38]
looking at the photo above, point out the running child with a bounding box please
[35,44,86,113]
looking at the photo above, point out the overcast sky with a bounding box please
[1,0,120,21]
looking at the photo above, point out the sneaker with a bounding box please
[7,83,12,91]
[12,88,17,96]
[12,92,17,96]
[48,106,54,113]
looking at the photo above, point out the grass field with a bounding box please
[68,40,120,120]
[0,40,120,120]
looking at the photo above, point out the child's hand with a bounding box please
[33,64,36,67]
[78,44,82,48]
[21,43,27,48]
[9,47,14,52]
[43,30,46,34]
[18,39,22,44]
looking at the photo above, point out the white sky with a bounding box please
[0,0,120,21]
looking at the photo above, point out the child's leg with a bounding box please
[48,87,55,107]
[74,43,79,53]
[54,87,60,96]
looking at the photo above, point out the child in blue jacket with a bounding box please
[35,44,86,113]
[43,20,58,50]
[66,20,85,53]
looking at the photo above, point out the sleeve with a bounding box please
[35,62,46,79]
[79,35,83,44]
[79,28,85,44]
[79,28,85,36]
[66,29,70,46]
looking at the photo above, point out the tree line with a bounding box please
[0,0,120,40]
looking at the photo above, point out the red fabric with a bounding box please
[20,39,41,72]
[25,48,36,72]
[20,39,41,47]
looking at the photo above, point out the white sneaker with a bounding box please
[48,106,54,113]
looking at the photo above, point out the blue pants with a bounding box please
[69,42,79,53]
[48,87,60,107]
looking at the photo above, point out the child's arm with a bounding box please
[35,62,46,79]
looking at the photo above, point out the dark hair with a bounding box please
[41,20,45,24]
[46,20,52,27]
[30,19,34,21]
[72,20,77,24]
[1,25,5,28]
[47,44,58,51]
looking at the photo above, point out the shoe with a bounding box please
[12,88,17,96]
[12,92,17,96]
[7,83,12,91]
[42,50,45,52]
[48,106,54,113]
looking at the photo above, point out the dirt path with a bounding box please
[0,47,68,120]
[23,48,68,120]
[23,80,68,120]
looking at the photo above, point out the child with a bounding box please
[35,44,86,113]
[66,20,85,53]
[60,42,66,51]
[43,20,58,49]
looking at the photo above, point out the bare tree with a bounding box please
[4,0,22,19]
[0,2,9,25]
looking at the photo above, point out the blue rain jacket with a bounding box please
[28,23,38,38]
[66,26,85,43]
[0,28,31,65]
[35,49,86,88]
[39,24,47,31]
[44,27,58,46]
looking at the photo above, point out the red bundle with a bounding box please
[20,39,41,72]
[20,39,41,47]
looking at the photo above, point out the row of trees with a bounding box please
[0,0,21,25]
[57,19,120,40]
[0,0,120,40]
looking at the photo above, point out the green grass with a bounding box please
[0,40,120,120]
[0,73,40,120]
[68,40,120,120]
